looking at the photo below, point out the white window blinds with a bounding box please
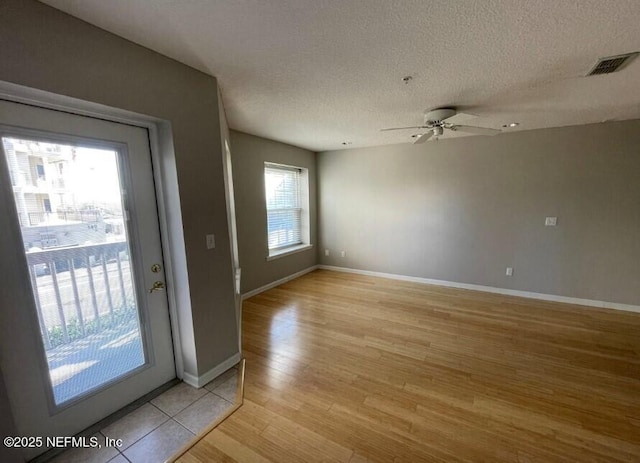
[265,164,302,250]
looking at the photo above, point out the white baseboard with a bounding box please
[182,352,242,388]
[318,265,640,314]
[241,265,319,301]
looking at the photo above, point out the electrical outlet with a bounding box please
[545,217,557,226]
[206,234,215,249]
[341,250,346,257]
[325,249,330,256]
[506,267,513,276]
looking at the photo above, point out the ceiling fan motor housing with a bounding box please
[424,108,456,125]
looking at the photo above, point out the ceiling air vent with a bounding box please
[587,52,638,76]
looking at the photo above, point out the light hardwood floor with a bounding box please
[178,270,640,462]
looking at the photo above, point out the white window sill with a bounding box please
[267,244,313,261]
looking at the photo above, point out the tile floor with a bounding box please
[48,366,239,463]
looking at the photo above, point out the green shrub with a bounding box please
[45,303,140,349]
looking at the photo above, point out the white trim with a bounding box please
[318,265,640,313]
[0,81,163,128]
[148,123,185,380]
[267,244,313,261]
[241,265,319,301]
[182,352,242,388]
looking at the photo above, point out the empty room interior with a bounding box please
[1,0,639,462]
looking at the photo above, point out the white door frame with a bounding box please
[0,81,187,381]
[222,139,242,353]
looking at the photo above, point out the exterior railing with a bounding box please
[25,241,136,350]
[27,210,101,226]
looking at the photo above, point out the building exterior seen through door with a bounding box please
[0,100,176,460]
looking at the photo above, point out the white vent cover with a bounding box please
[587,52,638,76]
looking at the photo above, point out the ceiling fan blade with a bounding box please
[443,112,477,124]
[380,126,427,132]
[413,131,433,144]
[451,125,501,136]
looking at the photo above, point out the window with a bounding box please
[36,164,46,180]
[264,162,310,258]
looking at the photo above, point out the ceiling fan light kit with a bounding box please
[381,107,502,144]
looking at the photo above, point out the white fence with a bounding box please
[25,241,137,350]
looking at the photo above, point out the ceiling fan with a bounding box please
[381,108,501,144]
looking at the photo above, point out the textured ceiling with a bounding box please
[41,0,640,152]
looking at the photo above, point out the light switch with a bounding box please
[545,217,557,226]
[206,234,215,249]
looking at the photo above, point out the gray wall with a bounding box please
[230,130,317,293]
[318,120,640,306]
[0,366,21,463]
[0,0,237,379]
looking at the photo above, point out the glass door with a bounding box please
[3,137,149,406]
[0,100,175,460]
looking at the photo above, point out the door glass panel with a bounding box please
[1,136,146,406]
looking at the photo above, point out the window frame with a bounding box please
[264,162,311,260]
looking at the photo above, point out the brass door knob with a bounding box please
[148,281,165,293]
